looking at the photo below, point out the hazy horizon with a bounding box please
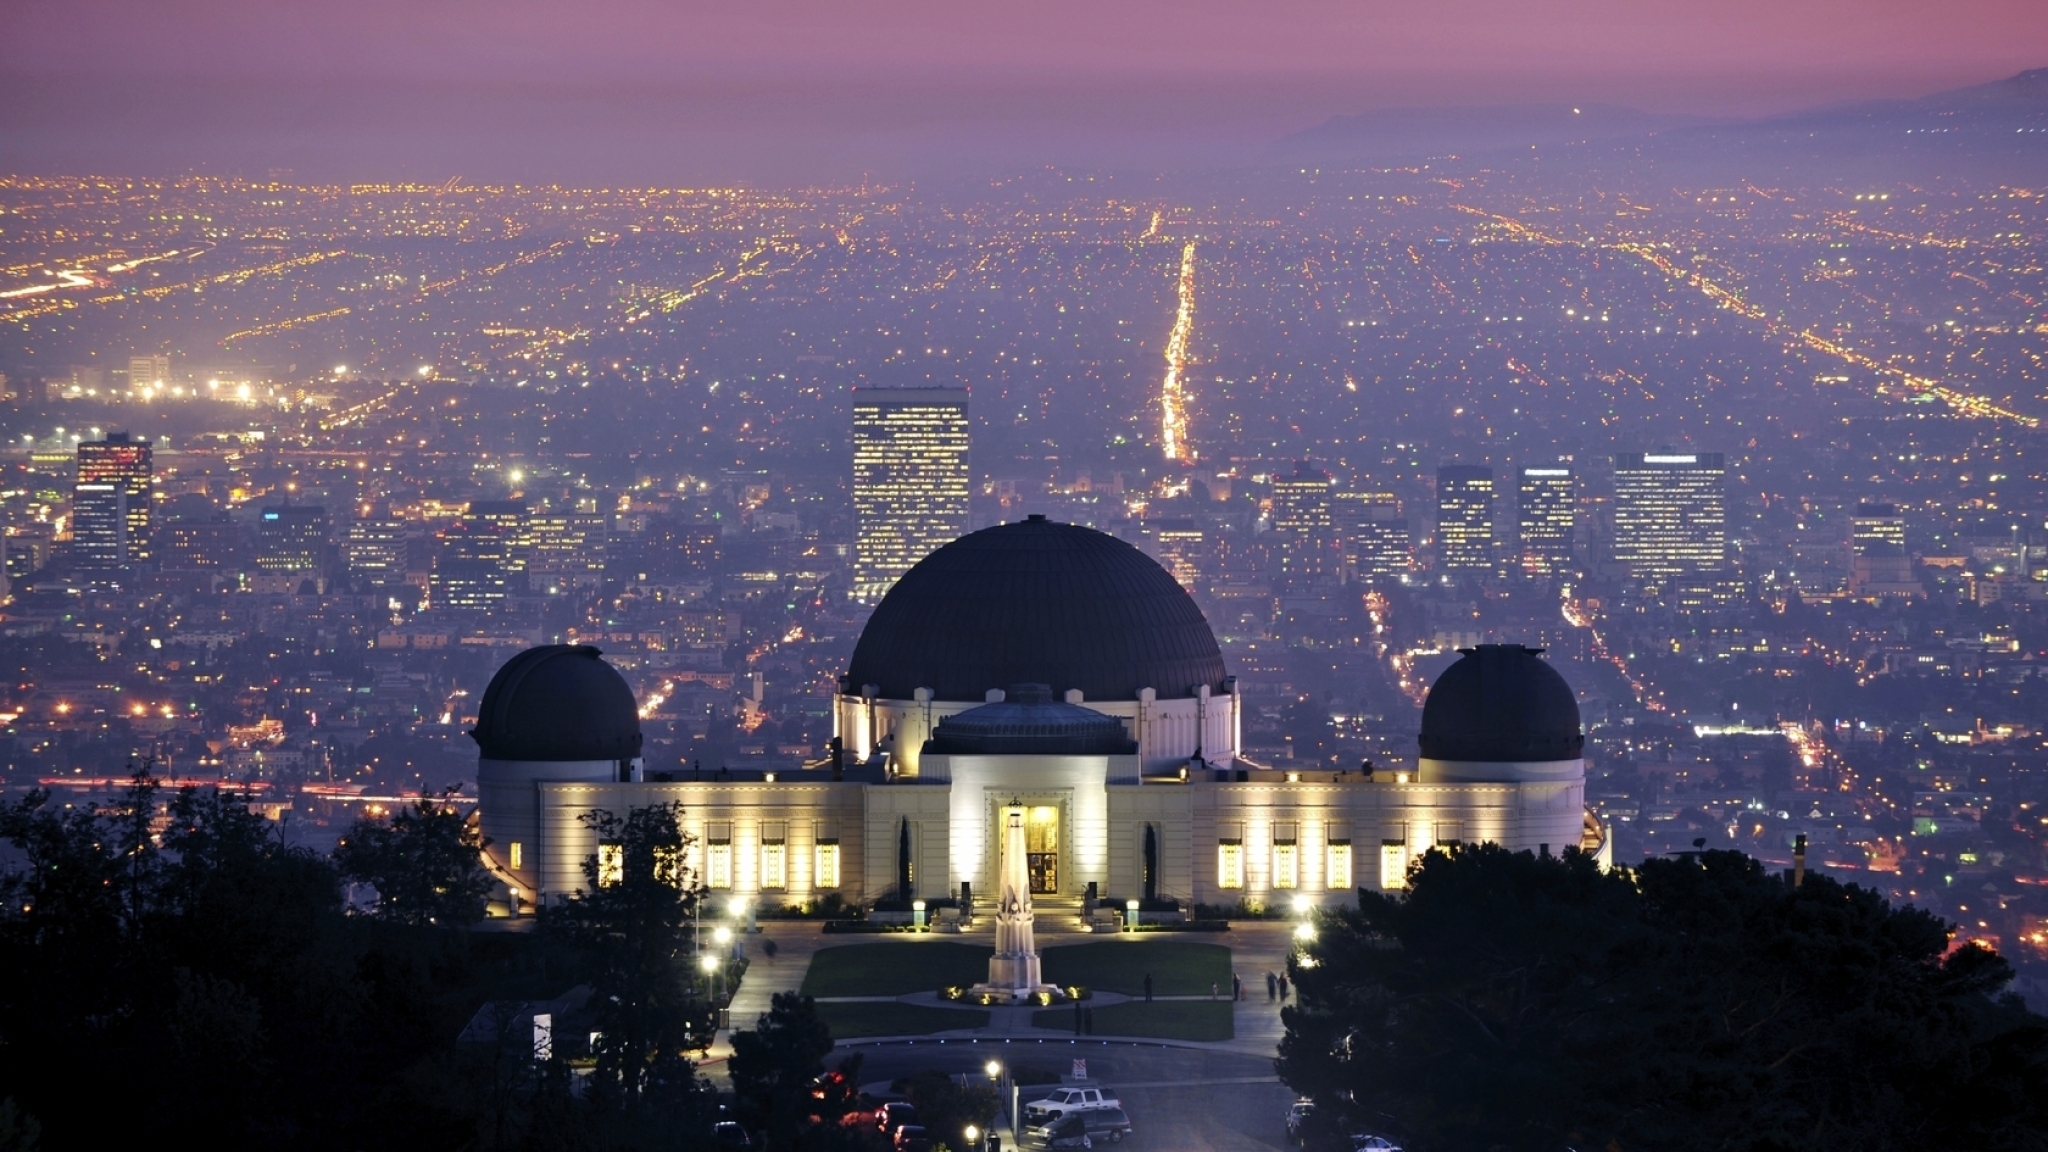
[4,0,2045,183]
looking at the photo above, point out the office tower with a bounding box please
[75,431,153,570]
[255,505,329,573]
[344,510,408,583]
[852,387,970,602]
[1271,462,1337,587]
[1352,516,1413,581]
[1517,464,1576,576]
[1435,464,1495,574]
[1612,452,1727,584]
[160,511,246,573]
[1850,503,1906,555]
[529,513,608,591]
[466,500,531,592]
[128,354,170,392]
[434,518,509,610]
[1152,519,1209,591]
[71,484,130,587]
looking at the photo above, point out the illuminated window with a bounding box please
[1380,840,1408,891]
[597,841,624,888]
[508,841,523,870]
[653,844,682,887]
[761,822,787,890]
[1272,844,1298,890]
[1217,841,1245,890]
[815,843,841,889]
[1272,822,1298,890]
[1325,841,1353,890]
[708,822,733,889]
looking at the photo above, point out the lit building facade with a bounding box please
[254,505,329,573]
[1516,464,1575,576]
[1613,452,1727,584]
[1271,462,1337,588]
[475,521,1605,917]
[74,432,153,581]
[1436,464,1495,573]
[852,387,970,602]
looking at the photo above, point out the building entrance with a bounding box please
[1025,804,1059,894]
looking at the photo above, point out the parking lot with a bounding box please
[840,1040,1298,1152]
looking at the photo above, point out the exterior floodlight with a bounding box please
[1292,894,1312,915]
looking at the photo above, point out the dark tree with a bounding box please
[1278,844,2048,1152]
[902,1068,999,1151]
[336,796,495,926]
[729,992,864,1139]
[1142,824,1159,904]
[544,803,714,1111]
[896,817,913,903]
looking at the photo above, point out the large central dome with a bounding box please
[845,516,1228,702]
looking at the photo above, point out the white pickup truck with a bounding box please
[1023,1086,1122,1123]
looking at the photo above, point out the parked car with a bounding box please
[1349,1134,1402,1152]
[876,1102,919,1138]
[1022,1085,1121,1123]
[1286,1099,1315,1144]
[1025,1106,1131,1147]
[709,1121,752,1149]
[893,1123,933,1152]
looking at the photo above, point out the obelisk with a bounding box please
[973,801,1057,1002]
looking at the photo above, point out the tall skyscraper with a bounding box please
[1271,462,1337,587]
[73,431,153,585]
[852,387,970,602]
[1517,464,1576,576]
[1436,464,1495,574]
[344,509,409,584]
[466,500,531,593]
[1612,452,1727,584]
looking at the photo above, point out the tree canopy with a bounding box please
[335,796,495,926]
[1278,845,2048,1152]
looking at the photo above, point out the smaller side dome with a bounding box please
[473,644,643,762]
[924,683,1137,756]
[1419,644,1583,763]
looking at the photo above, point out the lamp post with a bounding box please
[1125,898,1139,932]
[701,953,724,1004]
[986,1058,1009,1147]
[913,898,927,931]
[965,1124,980,1152]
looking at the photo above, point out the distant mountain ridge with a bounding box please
[1270,67,2048,167]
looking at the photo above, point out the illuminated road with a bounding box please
[1160,240,1198,465]
[1452,204,2039,428]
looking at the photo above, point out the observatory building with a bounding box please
[474,517,1606,915]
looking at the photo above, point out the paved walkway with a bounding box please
[702,917,1306,1066]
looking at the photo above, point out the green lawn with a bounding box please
[815,1000,991,1039]
[799,942,995,997]
[1029,999,1234,1042]
[1038,940,1232,997]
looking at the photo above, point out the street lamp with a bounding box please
[985,1059,1002,1081]
[701,953,724,1003]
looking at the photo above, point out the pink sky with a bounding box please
[3,0,2042,180]
[7,0,2043,111]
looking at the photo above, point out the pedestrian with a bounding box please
[1211,981,1218,1000]
[1278,974,1289,1001]
[1085,1006,1095,1035]
[1232,972,1242,1001]
[1143,973,1153,1002]
[762,937,778,964]
[1266,971,1277,1001]
[1075,996,1084,1035]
